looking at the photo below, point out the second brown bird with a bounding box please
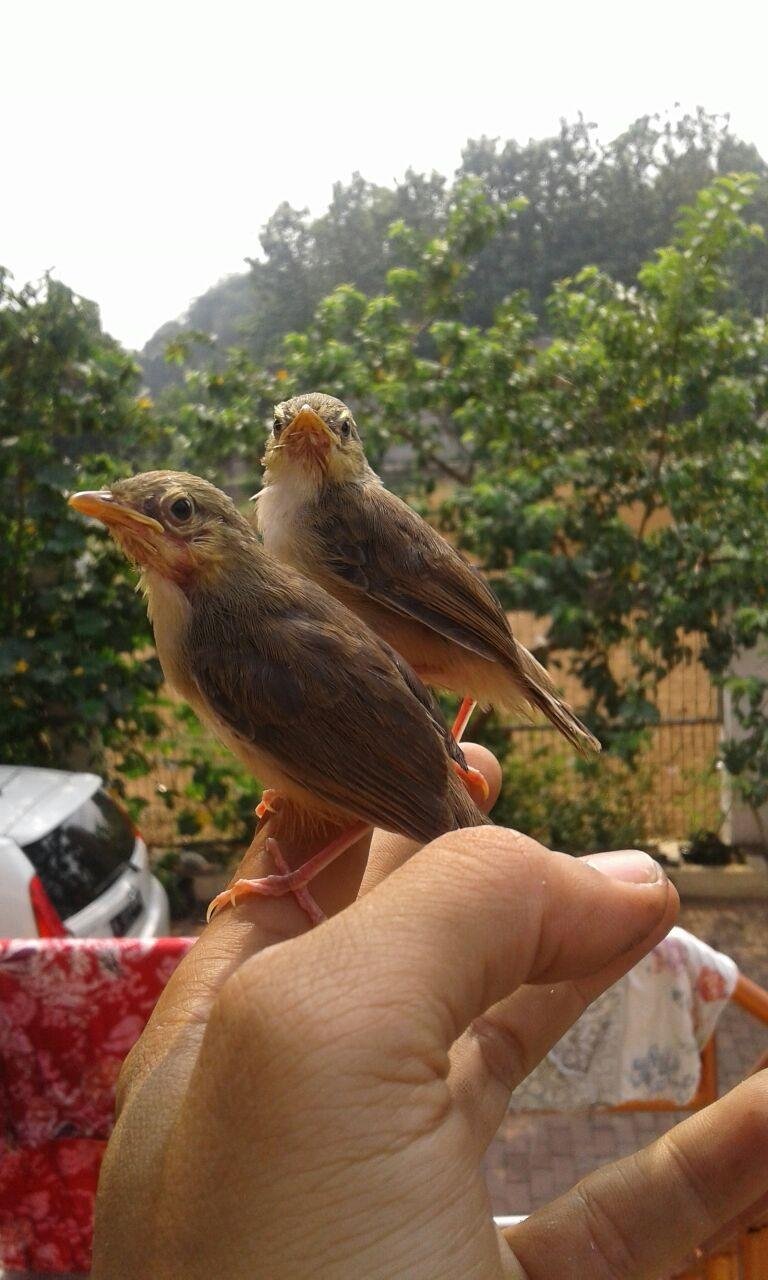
[256,392,600,754]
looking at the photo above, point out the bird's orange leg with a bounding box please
[410,665,476,746]
[251,788,330,925]
[207,821,370,926]
[451,697,477,743]
[452,758,490,807]
[254,788,324,918]
[266,838,327,927]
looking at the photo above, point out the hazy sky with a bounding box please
[4,0,768,349]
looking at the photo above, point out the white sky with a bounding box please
[3,0,768,350]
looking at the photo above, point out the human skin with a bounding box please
[92,746,768,1279]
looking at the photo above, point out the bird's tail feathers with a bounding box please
[509,647,601,757]
[527,686,601,756]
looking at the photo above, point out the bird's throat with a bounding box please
[141,568,195,696]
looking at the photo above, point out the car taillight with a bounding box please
[29,875,68,938]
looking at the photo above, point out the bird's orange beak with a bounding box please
[69,489,194,582]
[281,405,335,467]
[68,490,164,535]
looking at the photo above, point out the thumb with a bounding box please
[243,827,673,1078]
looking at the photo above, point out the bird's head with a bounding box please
[68,471,252,587]
[262,392,367,488]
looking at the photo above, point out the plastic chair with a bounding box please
[620,975,768,1279]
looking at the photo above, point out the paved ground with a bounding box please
[484,898,768,1216]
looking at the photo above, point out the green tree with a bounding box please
[0,272,166,800]
[141,110,768,400]
[454,175,768,776]
[460,108,768,317]
[171,173,768,827]
[169,181,522,485]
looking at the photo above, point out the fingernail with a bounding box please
[585,850,663,884]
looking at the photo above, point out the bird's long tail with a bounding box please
[512,648,601,757]
[527,685,601,757]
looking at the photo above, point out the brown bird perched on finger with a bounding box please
[69,471,489,925]
[255,392,600,753]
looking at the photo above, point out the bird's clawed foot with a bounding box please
[206,822,369,927]
[452,759,490,807]
[206,838,326,927]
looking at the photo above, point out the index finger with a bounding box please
[243,826,673,1074]
[505,1071,768,1279]
[117,813,371,1112]
[119,745,500,1107]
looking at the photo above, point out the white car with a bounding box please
[0,766,170,939]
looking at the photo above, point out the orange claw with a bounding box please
[255,788,281,820]
[452,760,490,807]
[207,881,255,921]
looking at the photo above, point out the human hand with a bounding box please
[92,747,768,1279]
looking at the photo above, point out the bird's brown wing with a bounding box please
[312,486,600,756]
[314,483,545,675]
[185,587,463,842]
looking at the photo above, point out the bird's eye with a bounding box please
[273,418,282,437]
[169,497,193,521]
[340,419,352,439]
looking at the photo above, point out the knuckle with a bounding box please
[572,1179,647,1280]
[663,1134,718,1225]
[211,947,294,1068]
[212,929,361,1068]
[428,825,546,887]
[471,1013,530,1091]
[215,945,292,1036]
[735,1075,768,1148]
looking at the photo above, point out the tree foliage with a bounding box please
[461,108,768,316]
[0,272,166,798]
[141,110,768,395]
[453,175,768,788]
[171,172,768,825]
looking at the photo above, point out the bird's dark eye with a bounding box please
[273,418,282,436]
[340,419,352,439]
[169,497,193,521]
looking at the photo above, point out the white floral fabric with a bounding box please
[510,927,738,1110]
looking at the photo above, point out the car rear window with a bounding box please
[22,788,135,918]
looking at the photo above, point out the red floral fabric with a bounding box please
[0,936,194,1274]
